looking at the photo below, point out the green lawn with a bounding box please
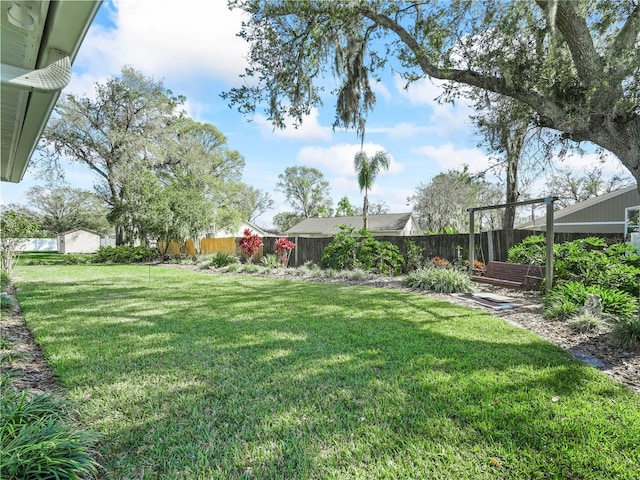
[14,265,640,479]
[17,251,70,265]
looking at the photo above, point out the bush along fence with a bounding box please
[160,230,624,266]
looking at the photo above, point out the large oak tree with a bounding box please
[41,67,247,245]
[225,0,640,188]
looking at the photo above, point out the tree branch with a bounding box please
[605,4,640,77]
[359,5,568,130]
[538,0,603,88]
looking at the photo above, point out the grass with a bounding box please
[14,264,640,479]
[17,251,66,265]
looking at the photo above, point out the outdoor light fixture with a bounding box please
[7,1,38,30]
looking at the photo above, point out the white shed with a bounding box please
[57,228,101,254]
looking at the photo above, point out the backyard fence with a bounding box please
[160,230,625,267]
[265,230,624,267]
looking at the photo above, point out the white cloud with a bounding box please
[76,0,249,84]
[393,76,475,137]
[412,143,491,174]
[367,122,431,138]
[297,143,403,177]
[553,151,630,178]
[254,109,332,141]
[371,80,391,102]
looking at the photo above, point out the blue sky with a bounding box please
[0,0,629,228]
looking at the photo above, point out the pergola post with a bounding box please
[468,208,475,273]
[545,197,554,292]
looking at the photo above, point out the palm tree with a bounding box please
[354,150,390,229]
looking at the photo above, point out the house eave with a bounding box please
[1,0,101,183]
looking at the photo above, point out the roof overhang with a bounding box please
[1,0,101,183]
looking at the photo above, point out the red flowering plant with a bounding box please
[430,256,451,268]
[275,237,296,267]
[238,229,263,263]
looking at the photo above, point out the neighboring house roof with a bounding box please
[58,228,101,237]
[211,221,269,238]
[516,185,639,231]
[1,0,101,182]
[286,213,418,236]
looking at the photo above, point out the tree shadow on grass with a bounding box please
[14,267,640,479]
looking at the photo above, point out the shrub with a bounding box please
[223,263,239,273]
[260,254,281,268]
[321,227,358,270]
[1,293,14,311]
[60,254,93,265]
[544,282,637,320]
[0,271,10,291]
[406,266,473,293]
[238,229,263,263]
[321,227,404,275]
[507,234,546,265]
[430,256,451,268]
[207,252,240,268]
[612,317,640,350]
[240,263,260,273]
[604,243,640,268]
[0,391,99,479]
[275,237,296,266]
[403,240,424,272]
[94,245,158,264]
[594,263,640,297]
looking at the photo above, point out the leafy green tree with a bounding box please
[545,166,633,208]
[0,209,40,274]
[472,96,542,229]
[41,68,247,246]
[275,166,332,218]
[367,201,389,215]
[226,1,640,190]
[17,186,110,235]
[41,67,185,244]
[235,185,274,223]
[335,196,356,217]
[272,212,304,233]
[354,150,390,229]
[410,167,497,233]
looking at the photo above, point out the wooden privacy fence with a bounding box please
[159,230,624,266]
[158,237,264,259]
[264,231,624,267]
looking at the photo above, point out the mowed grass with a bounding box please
[14,265,640,479]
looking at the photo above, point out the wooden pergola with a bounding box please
[468,197,557,292]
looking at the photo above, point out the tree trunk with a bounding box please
[363,191,369,230]
[115,225,125,246]
[502,122,527,230]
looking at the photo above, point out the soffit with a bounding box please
[1,0,101,183]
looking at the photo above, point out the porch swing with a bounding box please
[467,197,557,291]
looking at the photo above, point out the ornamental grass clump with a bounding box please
[0,390,99,479]
[568,312,606,334]
[612,317,640,351]
[406,265,472,293]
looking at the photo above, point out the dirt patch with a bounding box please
[1,285,61,396]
